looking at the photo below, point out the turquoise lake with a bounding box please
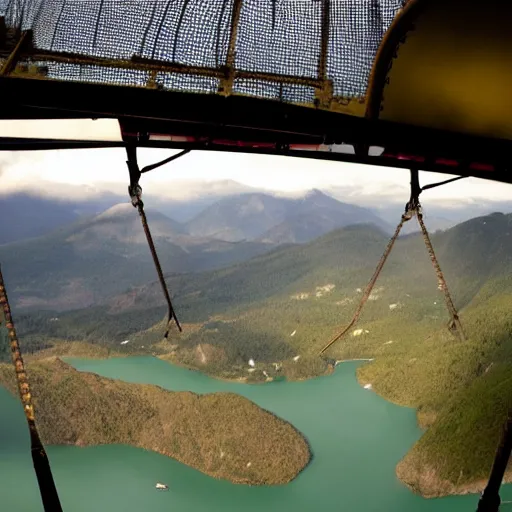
[1,357,509,511]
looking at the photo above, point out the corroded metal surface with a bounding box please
[0,1,405,112]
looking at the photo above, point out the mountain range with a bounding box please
[0,192,117,245]
[185,189,390,242]
[4,184,512,246]
[0,180,253,245]
[0,201,274,310]
[103,212,512,327]
[1,189,397,310]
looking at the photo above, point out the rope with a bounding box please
[126,146,183,337]
[133,197,182,336]
[319,170,466,355]
[319,211,411,355]
[416,209,465,341]
[0,266,63,512]
[140,149,190,174]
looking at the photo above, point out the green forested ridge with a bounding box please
[7,211,512,496]
[0,357,310,485]
[0,204,277,310]
[1,190,394,311]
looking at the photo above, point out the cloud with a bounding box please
[144,179,258,201]
[1,145,512,211]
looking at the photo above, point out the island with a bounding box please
[0,357,311,486]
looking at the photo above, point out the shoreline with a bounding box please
[30,344,491,500]
[60,352,489,499]
[0,358,311,487]
[335,358,374,366]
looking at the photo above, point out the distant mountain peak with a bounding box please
[305,188,325,197]
[302,188,329,201]
[185,188,391,244]
[95,203,133,220]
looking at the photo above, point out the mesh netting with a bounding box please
[233,78,316,104]
[1,0,405,107]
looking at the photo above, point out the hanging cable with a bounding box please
[416,209,465,341]
[126,145,187,337]
[319,169,465,355]
[412,169,465,341]
[0,266,63,512]
[477,412,512,512]
[319,210,412,354]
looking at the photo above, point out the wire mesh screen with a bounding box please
[236,0,322,78]
[1,0,405,108]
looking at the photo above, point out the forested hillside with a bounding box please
[0,357,310,485]
[1,190,393,311]
[0,204,276,310]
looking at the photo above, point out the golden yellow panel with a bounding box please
[376,0,512,140]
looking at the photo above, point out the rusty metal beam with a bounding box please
[316,0,333,109]
[219,0,243,95]
[1,75,512,181]
[318,0,330,79]
[0,30,31,76]
[7,49,324,88]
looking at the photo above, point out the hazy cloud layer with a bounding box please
[1,147,512,215]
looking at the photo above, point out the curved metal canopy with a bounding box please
[0,0,511,184]
[368,0,512,141]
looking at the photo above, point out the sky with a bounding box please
[1,119,512,208]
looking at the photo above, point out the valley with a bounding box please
[3,189,512,505]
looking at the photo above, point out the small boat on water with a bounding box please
[155,483,168,491]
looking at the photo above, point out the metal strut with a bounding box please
[126,146,188,336]
[477,412,512,512]
[319,169,465,355]
[0,267,63,512]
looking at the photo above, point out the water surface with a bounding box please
[1,357,509,511]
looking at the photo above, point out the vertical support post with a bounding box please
[315,0,333,109]
[409,168,421,207]
[477,413,512,512]
[318,0,329,80]
[218,0,243,95]
[146,69,159,89]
